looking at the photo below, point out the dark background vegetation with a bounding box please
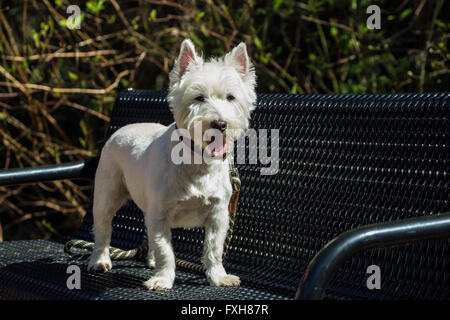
[0,0,448,241]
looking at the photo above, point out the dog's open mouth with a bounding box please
[207,135,227,157]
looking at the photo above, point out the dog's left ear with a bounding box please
[225,43,256,84]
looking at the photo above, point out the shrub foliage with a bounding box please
[0,0,448,239]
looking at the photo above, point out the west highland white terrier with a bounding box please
[87,39,257,290]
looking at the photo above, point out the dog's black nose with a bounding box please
[211,120,227,132]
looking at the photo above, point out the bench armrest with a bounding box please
[0,156,99,186]
[296,212,450,300]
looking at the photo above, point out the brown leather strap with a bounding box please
[223,162,240,259]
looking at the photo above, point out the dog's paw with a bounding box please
[211,274,241,287]
[87,254,112,272]
[143,276,173,291]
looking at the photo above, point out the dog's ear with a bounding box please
[225,43,255,84]
[170,39,203,85]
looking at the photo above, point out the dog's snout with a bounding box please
[211,120,227,132]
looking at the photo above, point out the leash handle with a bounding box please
[64,239,148,261]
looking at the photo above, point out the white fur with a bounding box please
[88,39,257,291]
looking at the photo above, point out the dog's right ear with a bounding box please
[224,43,256,88]
[170,39,203,85]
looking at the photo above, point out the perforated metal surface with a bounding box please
[1,90,449,299]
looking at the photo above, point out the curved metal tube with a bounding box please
[296,212,450,300]
[0,157,99,186]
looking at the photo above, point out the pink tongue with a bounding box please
[208,136,226,157]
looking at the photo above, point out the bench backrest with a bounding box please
[74,90,449,299]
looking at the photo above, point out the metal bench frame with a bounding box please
[1,90,448,300]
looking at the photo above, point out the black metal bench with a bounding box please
[0,90,448,300]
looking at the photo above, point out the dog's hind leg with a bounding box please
[87,161,128,272]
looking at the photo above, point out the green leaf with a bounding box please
[68,71,79,81]
[291,84,297,94]
[201,25,209,37]
[330,26,338,37]
[86,0,106,14]
[22,59,29,71]
[107,14,116,24]
[80,120,88,136]
[259,52,271,64]
[32,30,41,49]
[349,63,363,75]
[41,219,58,235]
[120,78,129,87]
[47,16,55,32]
[253,36,263,50]
[196,12,205,20]
[131,16,140,30]
[256,8,266,15]
[46,146,60,163]
[191,35,204,48]
[222,5,230,16]
[378,75,391,86]
[399,8,412,20]
[273,0,283,11]
[149,9,157,21]
[31,69,43,83]
[41,22,49,33]
[434,19,446,29]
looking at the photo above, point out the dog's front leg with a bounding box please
[143,214,175,291]
[202,208,240,287]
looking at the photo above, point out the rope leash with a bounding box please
[64,163,240,274]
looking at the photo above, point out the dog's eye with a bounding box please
[195,96,205,102]
[227,95,235,101]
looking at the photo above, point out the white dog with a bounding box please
[87,39,257,291]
